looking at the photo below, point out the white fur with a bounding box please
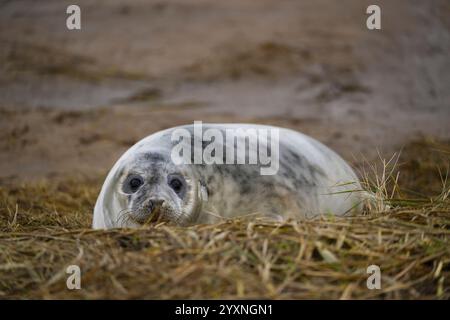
[93,124,366,229]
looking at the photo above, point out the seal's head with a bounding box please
[93,150,206,229]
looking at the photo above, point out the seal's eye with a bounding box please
[169,178,182,193]
[130,178,143,192]
[123,175,144,194]
[167,174,186,198]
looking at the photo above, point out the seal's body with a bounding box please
[93,124,365,229]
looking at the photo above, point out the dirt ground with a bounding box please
[0,0,449,183]
[0,138,449,299]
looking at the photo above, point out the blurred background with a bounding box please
[0,0,449,181]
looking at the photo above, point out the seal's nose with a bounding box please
[147,199,165,223]
[148,199,165,213]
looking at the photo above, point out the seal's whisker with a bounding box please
[116,209,133,225]
[202,209,226,220]
[122,214,133,226]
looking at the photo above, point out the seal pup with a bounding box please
[93,123,367,229]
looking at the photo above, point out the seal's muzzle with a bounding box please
[131,198,165,224]
[149,199,164,221]
[147,199,164,214]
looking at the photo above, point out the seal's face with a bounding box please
[116,152,201,227]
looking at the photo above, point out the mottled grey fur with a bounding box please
[93,124,365,229]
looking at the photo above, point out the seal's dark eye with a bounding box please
[130,178,143,191]
[169,178,182,193]
[167,174,186,198]
[123,175,144,194]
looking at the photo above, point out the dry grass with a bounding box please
[0,139,449,299]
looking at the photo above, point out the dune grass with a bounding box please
[0,139,449,299]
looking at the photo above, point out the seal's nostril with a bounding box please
[147,200,154,212]
[148,199,164,213]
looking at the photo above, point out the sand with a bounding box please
[0,0,449,181]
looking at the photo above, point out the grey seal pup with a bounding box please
[93,123,368,229]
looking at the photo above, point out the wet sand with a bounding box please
[0,0,449,181]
